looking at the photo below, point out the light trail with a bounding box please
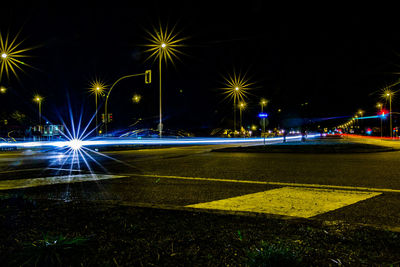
[0,134,320,149]
[354,114,387,120]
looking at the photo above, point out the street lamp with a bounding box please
[383,89,394,138]
[260,98,268,135]
[238,101,247,134]
[221,70,254,135]
[357,109,364,134]
[0,32,35,81]
[144,24,186,138]
[260,98,268,113]
[0,86,6,94]
[89,79,107,135]
[33,95,43,125]
[376,102,383,138]
[132,93,141,103]
[104,71,151,134]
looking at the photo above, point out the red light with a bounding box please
[379,109,388,117]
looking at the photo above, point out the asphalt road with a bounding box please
[1,137,400,230]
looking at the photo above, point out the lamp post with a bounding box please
[159,44,164,137]
[377,103,383,138]
[221,71,253,136]
[104,72,149,135]
[89,80,106,135]
[389,93,392,138]
[260,98,268,113]
[144,24,186,138]
[260,98,268,134]
[357,110,364,134]
[95,87,100,133]
[234,87,239,133]
[239,101,246,135]
[385,92,393,138]
[33,95,42,125]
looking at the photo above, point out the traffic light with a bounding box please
[108,113,113,123]
[145,70,152,84]
[379,109,388,118]
[101,113,105,123]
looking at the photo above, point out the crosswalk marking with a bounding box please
[186,187,381,218]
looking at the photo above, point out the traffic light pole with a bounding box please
[104,71,151,135]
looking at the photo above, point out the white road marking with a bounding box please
[134,173,400,193]
[0,174,127,190]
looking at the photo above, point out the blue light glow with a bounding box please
[354,114,388,120]
[258,113,268,118]
[0,134,321,149]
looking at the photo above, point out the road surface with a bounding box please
[1,136,400,230]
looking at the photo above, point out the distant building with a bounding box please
[33,124,64,138]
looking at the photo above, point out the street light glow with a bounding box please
[33,95,42,102]
[381,88,395,100]
[144,23,186,138]
[0,32,36,81]
[132,93,141,103]
[68,139,83,151]
[260,98,268,106]
[89,78,107,96]
[221,70,255,103]
[89,78,107,135]
[144,24,186,66]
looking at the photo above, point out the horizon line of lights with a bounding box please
[336,113,388,129]
[353,114,388,120]
[0,134,320,149]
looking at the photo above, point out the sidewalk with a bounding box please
[345,134,400,150]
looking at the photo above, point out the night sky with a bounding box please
[1,3,400,134]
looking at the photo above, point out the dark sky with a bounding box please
[1,3,400,133]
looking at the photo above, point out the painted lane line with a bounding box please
[0,168,83,175]
[0,174,127,190]
[186,187,381,218]
[133,173,400,193]
[0,168,45,174]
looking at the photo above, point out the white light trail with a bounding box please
[0,134,320,149]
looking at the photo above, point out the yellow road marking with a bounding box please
[134,173,400,193]
[0,174,127,190]
[186,187,381,218]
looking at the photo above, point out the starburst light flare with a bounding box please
[143,22,187,137]
[88,78,108,134]
[89,78,107,96]
[143,23,187,66]
[221,70,255,103]
[0,31,36,81]
[221,70,255,132]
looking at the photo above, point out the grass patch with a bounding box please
[16,233,89,266]
[246,241,303,267]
